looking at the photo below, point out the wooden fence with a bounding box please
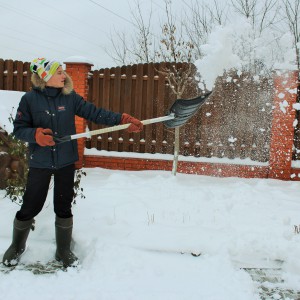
[86,63,274,162]
[0,59,31,92]
[0,59,295,163]
[86,62,199,155]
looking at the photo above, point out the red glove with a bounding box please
[35,128,55,147]
[120,113,143,133]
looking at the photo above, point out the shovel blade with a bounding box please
[163,92,212,128]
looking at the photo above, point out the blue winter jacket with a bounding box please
[13,74,122,169]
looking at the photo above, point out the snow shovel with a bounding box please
[53,91,212,144]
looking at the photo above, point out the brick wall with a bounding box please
[269,70,298,180]
[64,60,93,169]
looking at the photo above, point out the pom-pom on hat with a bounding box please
[30,58,61,82]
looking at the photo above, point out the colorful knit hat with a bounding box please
[30,58,61,82]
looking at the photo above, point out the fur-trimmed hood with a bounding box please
[31,72,73,95]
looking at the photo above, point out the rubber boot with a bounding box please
[55,216,79,268]
[2,217,33,267]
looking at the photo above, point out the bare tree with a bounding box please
[231,0,257,21]
[183,1,213,59]
[107,30,129,66]
[258,0,278,33]
[156,1,195,98]
[283,0,300,69]
[129,0,156,63]
[107,0,156,65]
[209,0,229,26]
[231,0,279,35]
[183,0,229,59]
[228,0,282,74]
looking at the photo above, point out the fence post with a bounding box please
[269,70,298,180]
[64,57,93,169]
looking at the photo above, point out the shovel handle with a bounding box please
[70,114,174,140]
[53,114,175,144]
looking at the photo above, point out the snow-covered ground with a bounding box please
[1,167,300,300]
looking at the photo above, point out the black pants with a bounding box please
[16,164,75,221]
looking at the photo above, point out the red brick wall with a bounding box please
[64,61,93,169]
[269,70,298,180]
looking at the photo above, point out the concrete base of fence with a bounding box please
[83,155,269,179]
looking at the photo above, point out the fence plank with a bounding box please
[122,65,133,152]
[100,68,110,150]
[198,94,212,158]
[255,79,273,162]
[24,62,31,91]
[16,61,24,91]
[89,70,99,149]
[165,84,175,155]
[111,67,121,151]
[5,60,14,91]
[242,77,257,160]
[145,63,154,153]
[225,75,240,159]
[208,78,224,158]
[97,71,104,150]
[155,63,166,154]
[234,80,247,159]
[132,64,143,152]
[180,64,201,156]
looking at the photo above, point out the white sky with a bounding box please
[0,0,203,69]
[0,0,291,82]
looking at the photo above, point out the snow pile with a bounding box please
[195,24,243,90]
[195,18,297,91]
[0,168,300,299]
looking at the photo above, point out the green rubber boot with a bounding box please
[55,216,79,268]
[2,218,33,267]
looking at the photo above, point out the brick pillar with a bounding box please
[64,59,93,169]
[269,70,298,180]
